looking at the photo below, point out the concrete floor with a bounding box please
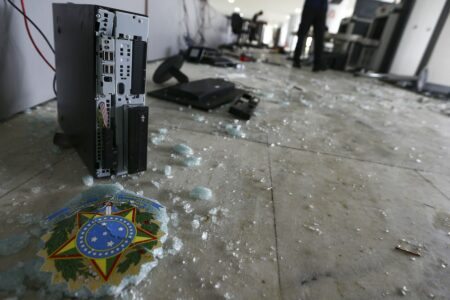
[0,60,450,300]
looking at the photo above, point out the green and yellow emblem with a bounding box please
[38,189,167,292]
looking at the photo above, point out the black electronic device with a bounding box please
[229,93,260,120]
[186,46,208,62]
[53,3,149,178]
[186,46,237,68]
[149,78,244,110]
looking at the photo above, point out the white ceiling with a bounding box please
[208,0,306,24]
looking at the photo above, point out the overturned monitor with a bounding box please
[53,3,149,178]
[149,78,244,110]
[148,55,244,110]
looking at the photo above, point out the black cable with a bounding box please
[182,0,191,40]
[197,1,205,45]
[53,74,57,96]
[6,0,55,54]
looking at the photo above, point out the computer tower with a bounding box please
[53,3,149,178]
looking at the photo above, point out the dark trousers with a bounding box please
[293,7,327,67]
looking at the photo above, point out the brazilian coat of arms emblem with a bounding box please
[37,185,168,293]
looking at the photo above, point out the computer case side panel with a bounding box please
[53,4,97,175]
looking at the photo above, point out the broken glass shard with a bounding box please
[190,186,213,201]
[183,156,202,167]
[173,144,194,157]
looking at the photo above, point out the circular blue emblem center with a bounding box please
[76,215,136,259]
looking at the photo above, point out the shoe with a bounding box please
[292,61,301,69]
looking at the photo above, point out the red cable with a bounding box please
[20,0,55,71]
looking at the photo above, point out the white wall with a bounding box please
[202,2,234,48]
[0,0,146,120]
[426,12,450,87]
[147,0,182,60]
[389,0,446,76]
[209,0,305,24]
[147,0,232,61]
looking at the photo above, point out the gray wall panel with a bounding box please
[389,0,446,76]
[147,0,183,60]
[426,12,450,87]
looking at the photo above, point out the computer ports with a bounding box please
[103,51,114,61]
[102,64,114,74]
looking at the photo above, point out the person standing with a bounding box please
[292,0,328,71]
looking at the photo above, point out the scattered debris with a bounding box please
[183,156,202,167]
[151,134,165,145]
[158,128,168,135]
[190,186,213,201]
[225,124,246,138]
[164,165,173,178]
[151,128,169,145]
[168,237,183,255]
[395,242,422,257]
[303,223,323,235]
[183,202,194,214]
[191,218,200,230]
[209,207,219,215]
[82,175,94,187]
[170,213,179,227]
[399,286,409,296]
[31,187,41,194]
[173,144,194,157]
[226,73,247,80]
[151,180,161,190]
[193,114,206,123]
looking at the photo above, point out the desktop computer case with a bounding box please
[53,3,149,178]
